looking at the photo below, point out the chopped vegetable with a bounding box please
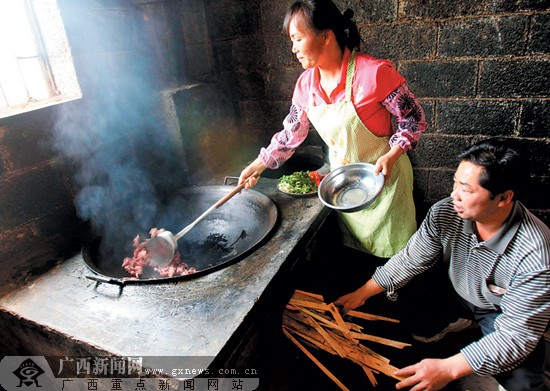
[278,171,323,194]
[308,171,323,187]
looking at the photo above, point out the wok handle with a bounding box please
[223,176,238,186]
[86,275,125,286]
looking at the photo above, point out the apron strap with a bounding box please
[345,51,356,102]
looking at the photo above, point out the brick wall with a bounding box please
[207,0,550,223]
[358,0,550,220]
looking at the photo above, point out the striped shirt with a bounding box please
[372,197,550,375]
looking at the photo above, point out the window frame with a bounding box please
[0,0,81,119]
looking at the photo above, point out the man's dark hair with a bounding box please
[283,0,361,51]
[458,139,523,199]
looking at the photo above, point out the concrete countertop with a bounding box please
[0,179,330,365]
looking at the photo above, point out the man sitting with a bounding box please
[335,139,550,390]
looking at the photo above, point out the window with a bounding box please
[0,0,81,119]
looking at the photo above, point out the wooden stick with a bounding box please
[284,290,407,386]
[283,325,336,355]
[290,299,330,311]
[283,314,326,344]
[347,342,390,364]
[299,307,350,334]
[349,332,412,349]
[347,349,404,381]
[362,365,378,387]
[347,310,400,323]
[328,303,350,333]
[283,327,350,391]
[285,303,300,311]
[345,321,364,332]
[308,317,348,358]
[284,314,342,356]
[294,290,324,302]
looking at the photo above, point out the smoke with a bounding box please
[48,3,188,258]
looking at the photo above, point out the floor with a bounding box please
[251,232,518,391]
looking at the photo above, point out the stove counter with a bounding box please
[0,179,330,364]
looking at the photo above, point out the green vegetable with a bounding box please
[277,171,317,194]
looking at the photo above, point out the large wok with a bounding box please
[83,185,278,285]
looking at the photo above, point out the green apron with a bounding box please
[307,51,416,257]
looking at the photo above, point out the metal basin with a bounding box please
[318,163,384,213]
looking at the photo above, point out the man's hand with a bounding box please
[333,279,385,314]
[394,354,473,391]
[333,290,368,314]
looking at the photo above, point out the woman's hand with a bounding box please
[374,145,404,177]
[239,158,267,189]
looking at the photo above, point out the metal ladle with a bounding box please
[145,172,259,267]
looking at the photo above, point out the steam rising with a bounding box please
[48,5,188,257]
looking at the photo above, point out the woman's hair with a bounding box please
[283,0,360,51]
[458,138,523,199]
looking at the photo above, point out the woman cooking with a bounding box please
[239,0,428,258]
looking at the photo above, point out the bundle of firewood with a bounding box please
[282,290,410,390]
